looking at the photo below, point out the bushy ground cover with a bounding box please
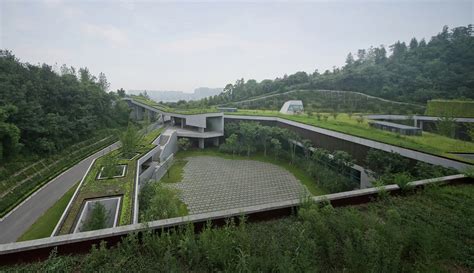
[5,184,473,272]
[139,182,188,222]
[57,127,163,235]
[226,110,474,164]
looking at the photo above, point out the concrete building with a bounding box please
[369,121,422,136]
[124,98,224,149]
[280,100,304,114]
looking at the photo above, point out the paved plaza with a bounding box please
[165,156,308,214]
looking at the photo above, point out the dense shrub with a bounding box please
[139,182,187,222]
[5,185,473,272]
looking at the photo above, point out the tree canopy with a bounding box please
[186,25,473,107]
[0,50,130,161]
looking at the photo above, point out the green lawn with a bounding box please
[131,96,220,115]
[17,182,79,242]
[175,149,326,196]
[227,110,474,164]
[57,127,164,235]
[160,159,188,184]
[6,184,473,272]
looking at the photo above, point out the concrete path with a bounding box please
[0,142,120,244]
[166,156,307,214]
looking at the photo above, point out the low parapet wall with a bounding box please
[0,174,470,265]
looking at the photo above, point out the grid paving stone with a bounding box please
[164,156,308,214]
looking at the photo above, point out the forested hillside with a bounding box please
[197,25,473,107]
[0,50,129,162]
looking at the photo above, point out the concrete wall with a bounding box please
[2,175,470,265]
[225,116,472,171]
[206,116,224,133]
[139,161,159,186]
[159,130,178,162]
[184,115,207,128]
[152,154,174,182]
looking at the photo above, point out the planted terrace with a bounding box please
[56,127,163,235]
[131,95,220,115]
[226,110,474,164]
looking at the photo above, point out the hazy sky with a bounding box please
[1,0,473,92]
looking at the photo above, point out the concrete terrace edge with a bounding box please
[0,174,470,260]
[50,158,98,237]
[124,98,223,118]
[224,115,472,171]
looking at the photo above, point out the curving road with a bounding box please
[0,142,120,244]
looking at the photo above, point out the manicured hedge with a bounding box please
[425,99,474,118]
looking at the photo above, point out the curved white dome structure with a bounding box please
[279,100,304,114]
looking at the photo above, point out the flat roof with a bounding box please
[369,120,421,130]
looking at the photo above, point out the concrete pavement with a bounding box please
[0,142,120,244]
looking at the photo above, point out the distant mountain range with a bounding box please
[127,87,223,102]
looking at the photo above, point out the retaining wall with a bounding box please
[225,115,472,171]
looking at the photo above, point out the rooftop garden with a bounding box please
[5,183,473,272]
[57,126,164,235]
[226,110,474,164]
[130,95,221,115]
[425,99,474,118]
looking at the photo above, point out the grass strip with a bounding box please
[17,182,79,242]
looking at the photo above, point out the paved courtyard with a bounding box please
[165,156,308,214]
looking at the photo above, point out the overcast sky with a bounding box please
[1,0,472,92]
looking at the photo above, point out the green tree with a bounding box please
[258,125,272,157]
[81,203,109,232]
[286,130,300,164]
[225,133,239,157]
[120,124,143,158]
[117,88,126,98]
[239,122,258,157]
[365,150,410,178]
[101,156,119,178]
[437,116,457,138]
[270,138,282,160]
[0,105,20,161]
[178,138,191,151]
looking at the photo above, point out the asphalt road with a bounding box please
[0,142,120,244]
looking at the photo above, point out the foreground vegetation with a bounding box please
[5,184,473,272]
[139,182,188,222]
[227,110,474,163]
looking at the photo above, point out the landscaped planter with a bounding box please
[97,165,127,180]
[73,196,122,233]
[121,152,140,160]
